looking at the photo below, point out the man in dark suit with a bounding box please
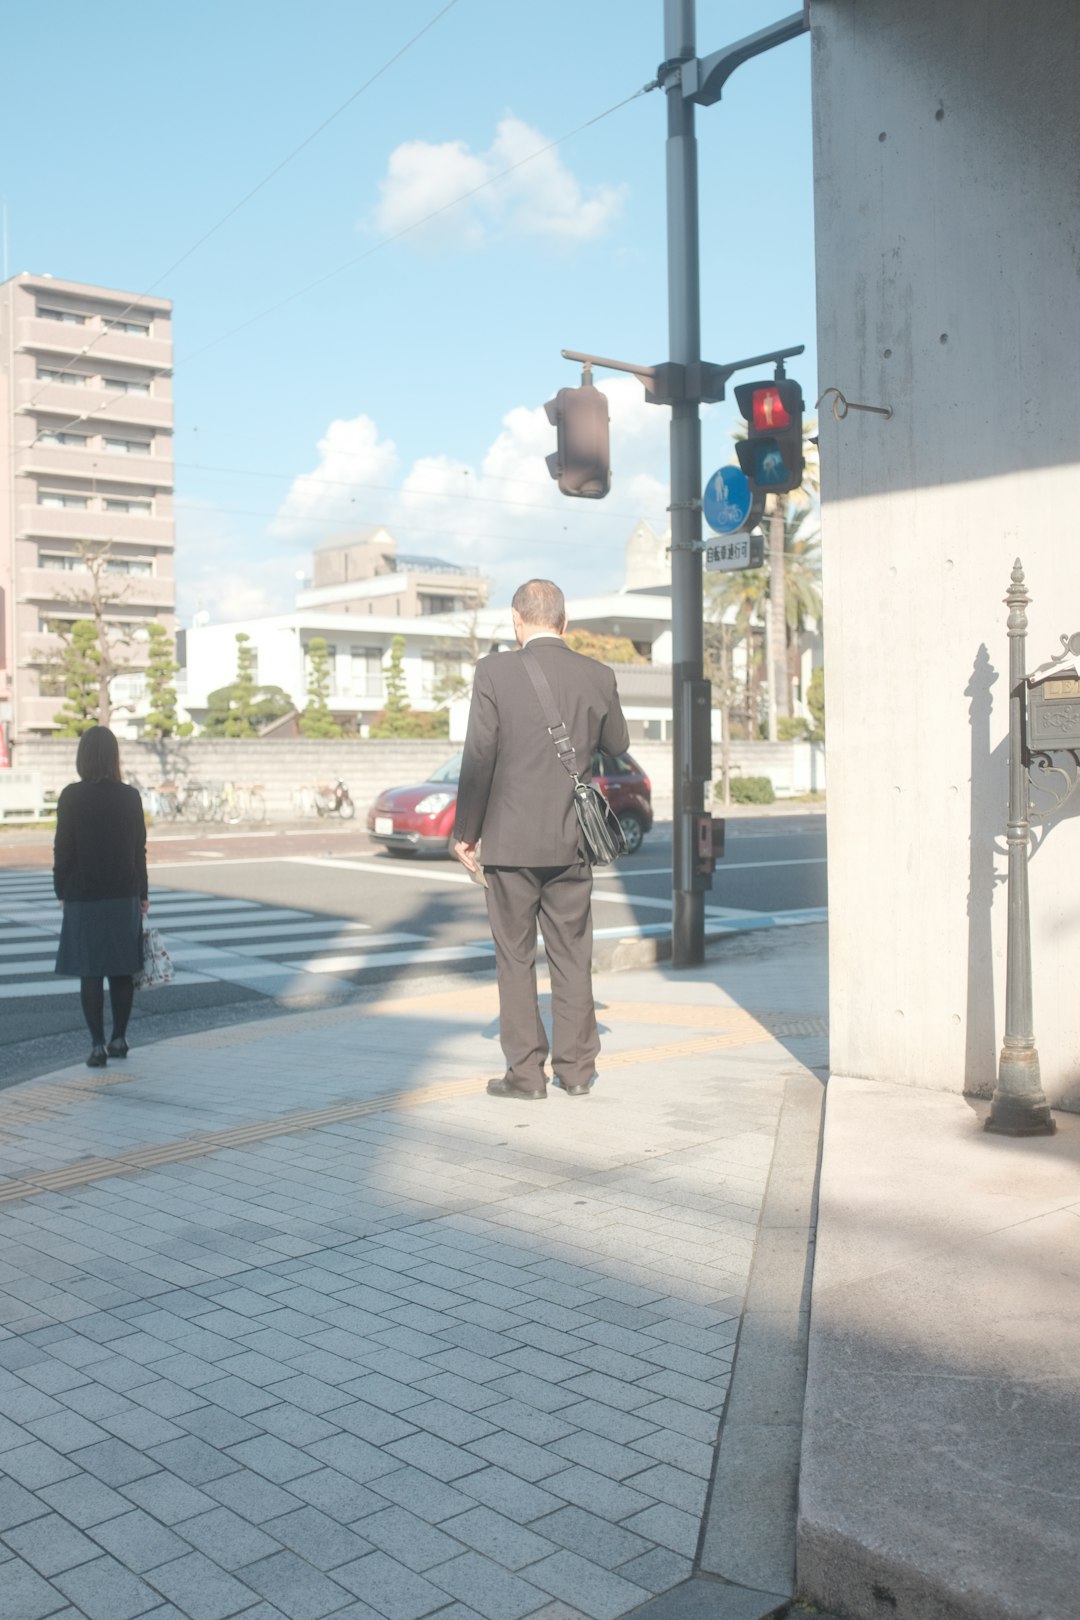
[452,579,630,1100]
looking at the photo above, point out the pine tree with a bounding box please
[299,637,342,738]
[52,620,104,736]
[369,636,413,738]
[143,622,180,739]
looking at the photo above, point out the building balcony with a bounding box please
[17,379,173,430]
[18,567,176,613]
[18,506,174,550]
[17,316,172,372]
[14,444,174,490]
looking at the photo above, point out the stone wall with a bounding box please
[12,737,824,823]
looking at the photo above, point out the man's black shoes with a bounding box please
[486,1078,547,1101]
[554,1078,593,1097]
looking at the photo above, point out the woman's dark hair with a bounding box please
[75,726,122,783]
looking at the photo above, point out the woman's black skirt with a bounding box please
[55,897,142,978]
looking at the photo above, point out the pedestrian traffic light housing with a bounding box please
[545,384,611,499]
[734,378,804,495]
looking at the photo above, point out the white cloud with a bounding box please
[372,116,626,248]
[174,500,302,626]
[270,415,398,543]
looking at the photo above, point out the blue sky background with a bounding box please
[1,1,815,622]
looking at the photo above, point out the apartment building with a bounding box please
[0,272,175,740]
[300,528,488,618]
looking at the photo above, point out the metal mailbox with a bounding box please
[1027,668,1080,752]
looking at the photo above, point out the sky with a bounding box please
[1,0,816,625]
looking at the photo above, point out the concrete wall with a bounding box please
[11,737,824,824]
[811,0,1080,1109]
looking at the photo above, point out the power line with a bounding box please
[180,80,658,366]
[15,0,463,418]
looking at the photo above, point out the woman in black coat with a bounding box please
[54,726,149,1068]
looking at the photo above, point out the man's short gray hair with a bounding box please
[512,579,566,629]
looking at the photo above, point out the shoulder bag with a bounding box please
[520,651,627,865]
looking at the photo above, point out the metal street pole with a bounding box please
[985,559,1056,1136]
[663,0,705,967]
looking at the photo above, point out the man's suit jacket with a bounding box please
[453,638,631,867]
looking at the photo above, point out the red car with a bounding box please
[366,749,653,857]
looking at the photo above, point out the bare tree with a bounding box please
[38,541,136,726]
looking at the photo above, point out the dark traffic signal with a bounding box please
[734,378,804,494]
[544,384,611,499]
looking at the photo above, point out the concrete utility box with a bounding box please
[0,769,49,821]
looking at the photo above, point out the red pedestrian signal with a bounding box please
[544,384,611,499]
[734,378,804,494]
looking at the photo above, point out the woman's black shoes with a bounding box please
[106,1038,129,1059]
[87,1045,108,1068]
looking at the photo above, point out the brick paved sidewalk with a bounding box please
[0,932,827,1620]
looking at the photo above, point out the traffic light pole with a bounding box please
[662,0,705,967]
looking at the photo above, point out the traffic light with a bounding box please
[544,384,611,498]
[734,378,804,494]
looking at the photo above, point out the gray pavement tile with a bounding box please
[38,1474,131,1529]
[361,1349,460,1385]
[146,1354,228,1391]
[424,1550,547,1620]
[121,1472,219,1525]
[624,1463,707,1515]
[548,1433,657,1484]
[438,1505,556,1572]
[465,1432,565,1483]
[530,1507,651,1572]
[455,1466,562,1524]
[140,1549,256,1620]
[0,1478,52,1531]
[13,1361,92,1396]
[260,1505,372,1572]
[481,1376,578,1416]
[237,1330,312,1364]
[628,1429,715,1480]
[476,1402,573,1448]
[489,1351,577,1387]
[174,1406,262,1449]
[87,1508,190,1573]
[613,1546,693,1595]
[1,1439,80,1490]
[436,1326,522,1361]
[282,1468,383,1525]
[553,1402,657,1448]
[620,1502,700,1557]
[23,1411,110,1454]
[546,1375,654,1414]
[523,1550,650,1620]
[630,1400,719,1445]
[304,1434,401,1487]
[52,1553,162,1620]
[99,1409,188,1449]
[144,1437,239,1487]
[262,1376,354,1417]
[286,1350,372,1386]
[635,1371,726,1413]
[352,1504,462,1573]
[366,1467,477,1525]
[385,1432,488,1483]
[203,1469,306,1525]
[128,1382,210,1420]
[571,1346,660,1386]
[342,1375,430,1415]
[0,1554,71,1620]
[332,1549,454,1619]
[3,1511,102,1576]
[0,1341,49,1372]
[0,1386,64,1424]
[191,1377,281,1418]
[175,1505,282,1571]
[542,1467,652,1523]
[254,1405,341,1449]
[330,1402,417,1447]
[238,1549,354,1620]
[404,1400,494,1447]
[65,1313,135,1345]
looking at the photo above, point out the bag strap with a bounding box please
[519,649,582,784]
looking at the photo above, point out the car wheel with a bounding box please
[618,812,644,854]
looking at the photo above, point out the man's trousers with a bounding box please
[484,863,598,1091]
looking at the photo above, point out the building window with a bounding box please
[104,558,153,577]
[37,306,85,325]
[104,320,150,337]
[37,430,89,448]
[101,377,151,395]
[38,668,67,697]
[350,647,384,698]
[39,491,90,509]
[39,552,88,572]
[421,654,465,700]
[420,594,458,615]
[104,498,153,515]
[36,367,84,386]
[103,437,151,455]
